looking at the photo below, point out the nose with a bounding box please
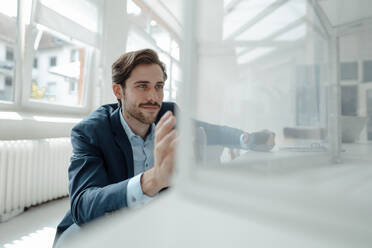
[147,87,159,102]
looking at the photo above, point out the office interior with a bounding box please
[0,0,372,247]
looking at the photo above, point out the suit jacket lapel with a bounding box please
[110,108,134,178]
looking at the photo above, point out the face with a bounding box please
[113,64,164,125]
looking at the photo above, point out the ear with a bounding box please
[112,84,123,99]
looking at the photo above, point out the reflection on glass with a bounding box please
[30,28,86,105]
[193,0,329,166]
[0,0,17,102]
[341,86,358,116]
[340,62,358,81]
[363,60,372,83]
[367,90,372,141]
[234,0,306,41]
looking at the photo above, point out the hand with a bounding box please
[141,111,177,196]
[243,130,275,152]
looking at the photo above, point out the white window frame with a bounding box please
[0,0,101,115]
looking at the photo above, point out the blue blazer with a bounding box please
[55,102,244,241]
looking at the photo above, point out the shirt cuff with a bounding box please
[126,173,154,208]
[240,134,249,149]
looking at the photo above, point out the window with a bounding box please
[49,56,57,67]
[69,80,77,93]
[0,0,17,102]
[126,2,181,103]
[31,28,88,106]
[6,47,14,61]
[296,65,323,126]
[70,49,78,62]
[363,60,372,83]
[5,76,12,86]
[46,82,57,100]
[39,0,99,32]
[0,0,97,113]
[340,62,358,81]
[367,90,372,140]
[341,85,358,116]
[33,58,38,69]
[149,19,172,52]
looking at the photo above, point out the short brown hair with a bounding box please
[112,49,167,106]
[112,48,167,86]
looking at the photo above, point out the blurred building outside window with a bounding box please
[30,27,87,106]
[0,0,17,102]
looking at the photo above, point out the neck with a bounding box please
[122,108,150,139]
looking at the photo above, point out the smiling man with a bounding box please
[53,49,275,247]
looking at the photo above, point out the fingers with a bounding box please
[156,111,172,128]
[155,112,176,144]
[157,129,177,149]
[155,129,177,162]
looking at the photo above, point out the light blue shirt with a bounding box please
[119,109,155,208]
[120,108,248,208]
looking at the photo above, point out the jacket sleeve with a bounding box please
[193,120,244,147]
[68,125,129,226]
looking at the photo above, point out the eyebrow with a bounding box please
[134,81,164,85]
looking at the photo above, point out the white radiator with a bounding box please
[0,138,71,222]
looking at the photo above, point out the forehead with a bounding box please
[127,64,164,83]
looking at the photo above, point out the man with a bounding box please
[54,49,275,246]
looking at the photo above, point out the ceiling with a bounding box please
[318,0,372,27]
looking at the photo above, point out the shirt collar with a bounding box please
[119,108,155,141]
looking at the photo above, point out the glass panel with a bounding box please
[171,40,180,61]
[223,0,277,39]
[149,19,171,52]
[339,28,372,144]
[341,85,358,116]
[362,60,372,83]
[30,28,87,105]
[125,3,180,103]
[192,0,329,168]
[127,0,142,16]
[367,90,372,141]
[340,62,358,81]
[163,89,170,101]
[235,0,306,41]
[170,62,180,101]
[39,0,99,32]
[0,0,17,102]
[126,29,156,52]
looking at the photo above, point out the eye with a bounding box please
[138,84,147,88]
[155,84,164,89]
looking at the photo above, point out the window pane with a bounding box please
[363,60,372,83]
[0,0,17,102]
[127,0,142,16]
[191,0,329,168]
[149,19,171,52]
[170,62,180,101]
[31,28,87,105]
[39,0,99,32]
[340,62,358,81]
[341,85,358,116]
[367,90,372,140]
[126,29,156,52]
[171,40,180,61]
